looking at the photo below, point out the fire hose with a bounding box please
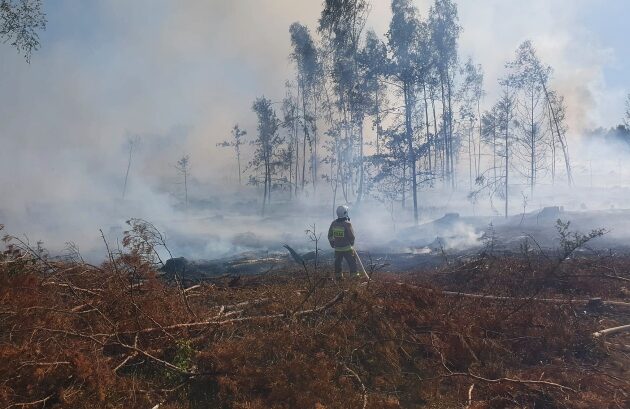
[354,248,370,281]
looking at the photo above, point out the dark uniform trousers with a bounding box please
[334,250,357,275]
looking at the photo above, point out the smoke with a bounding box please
[1,1,629,261]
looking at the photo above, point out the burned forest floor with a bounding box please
[1,223,630,409]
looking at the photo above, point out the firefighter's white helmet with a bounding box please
[336,205,349,218]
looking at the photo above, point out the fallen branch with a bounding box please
[43,281,102,296]
[396,282,630,308]
[602,274,630,283]
[593,324,630,338]
[183,284,201,293]
[6,393,55,408]
[117,341,196,376]
[343,364,367,409]
[18,361,71,368]
[117,292,345,336]
[113,354,137,373]
[217,298,271,312]
[424,371,577,393]
[467,384,475,408]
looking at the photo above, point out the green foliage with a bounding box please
[0,0,46,62]
[555,219,606,260]
[165,340,195,383]
[174,340,194,372]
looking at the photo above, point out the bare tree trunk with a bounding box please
[468,123,473,190]
[262,170,268,216]
[184,171,188,209]
[295,83,301,197]
[440,78,449,185]
[505,114,509,219]
[302,131,307,191]
[122,142,134,199]
[423,82,432,176]
[530,91,535,198]
[356,122,364,204]
[493,129,497,187]
[404,82,419,225]
[446,73,455,189]
[300,77,309,192]
[431,94,441,180]
[541,82,572,186]
[375,87,381,155]
[237,151,242,186]
[477,99,482,180]
[548,109,556,185]
[268,155,272,208]
[312,95,318,194]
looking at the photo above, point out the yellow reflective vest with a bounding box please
[328,218,355,252]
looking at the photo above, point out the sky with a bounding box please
[1,0,630,255]
[2,0,629,177]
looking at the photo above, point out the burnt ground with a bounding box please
[159,207,630,282]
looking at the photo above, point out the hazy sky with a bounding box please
[2,1,628,176]
[1,0,629,246]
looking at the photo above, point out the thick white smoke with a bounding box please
[1,0,629,262]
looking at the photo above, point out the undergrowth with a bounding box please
[0,223,628,408]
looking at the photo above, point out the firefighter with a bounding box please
[328,205,358,278]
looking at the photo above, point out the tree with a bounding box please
[510,41,572,186]
[474,85,516,218]
[429,0,461,187]
[371,127,408,221]
[289,22,321,193]
[122,136,140,199]
[481,108,499,189]
[358,29,388,155]
[175,155,191,209]
[1,0,46,62]
[457,58,484,190]
[386,0,424,224]
[507,46,549,197]
[250,96,282,215]
[318,0,369,206]
[496,85,516,218]
[624,94,630,129]
[217,124,247,185]
[281,81,300,197]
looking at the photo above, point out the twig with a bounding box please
[116,341,196,376]
[343,364,367,409]
[5,393,54,408]
[117,292,345,336]
[18,361,71,368]
[217,298,271,312]
[100,229,121,277]
[113,354,137,373]
[593,324,630,338]
[395,282,630,308]
[423,371,577,393]
[467,383,475,408]
[602,274,630,283]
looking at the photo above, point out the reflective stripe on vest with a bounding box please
[334,245,353,252]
